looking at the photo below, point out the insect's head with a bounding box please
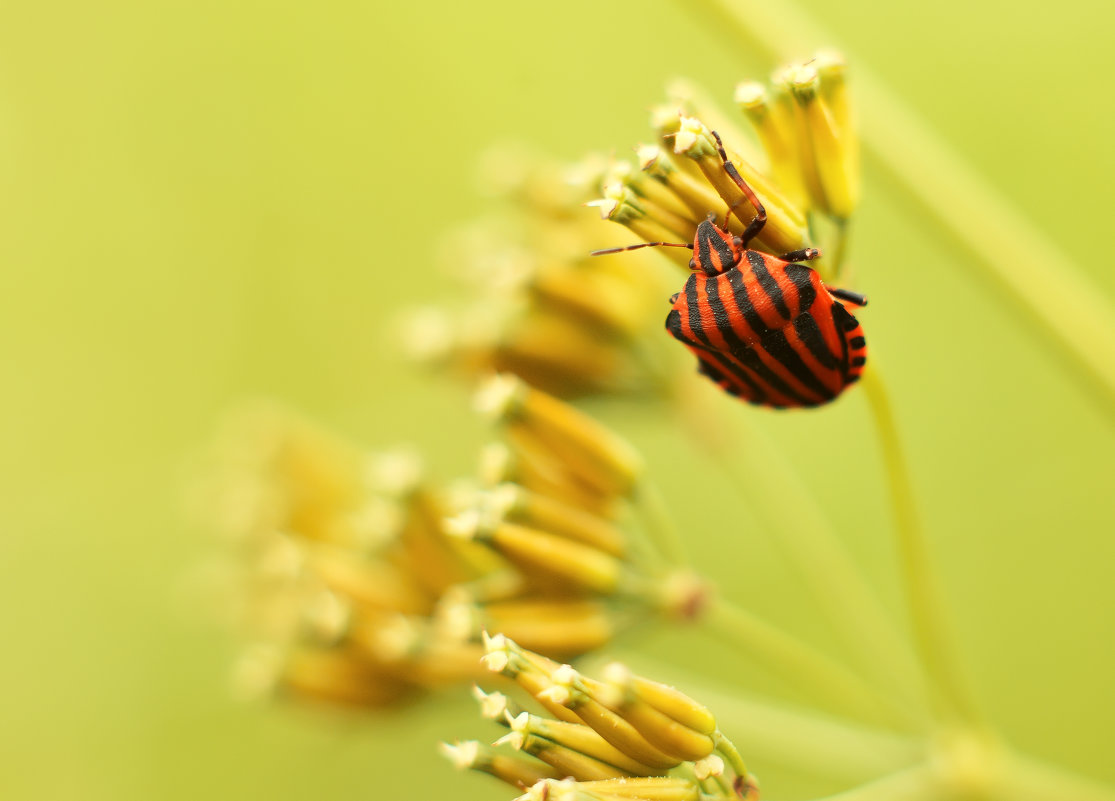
[691,217,743,276]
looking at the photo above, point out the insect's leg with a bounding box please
[592,242,693,256]
[826,286,868,307]
[711,130,766,247]
[779,248,821,263]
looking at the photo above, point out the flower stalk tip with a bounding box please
[440,740,561,788]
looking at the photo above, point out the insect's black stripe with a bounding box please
[783,263,817,313]
[697,351,766,403]
[793,311,840,371]
[832,303,853,374]
[725,268,768,337]
[696,222,736,275]
[709,233,735,274]
[668,298,756,395]
[850,336,866,350]
[697,231,712,275]
[705,274,810,405]
[665,308,685,342]
[703,274,748,352]
[686,336,774,404]
[746,250,790,319]
[684,276,712,347]
[760,328,833,400]
[702,276,776,403]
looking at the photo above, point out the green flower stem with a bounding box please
[859,364,980,729]
[684,0,1115,422]
[815,764,938,801]
[998,750,1115,801]
[672,382,928,721]
[827,218,851,282]
[701,595,918,731]
[631,478,690,567]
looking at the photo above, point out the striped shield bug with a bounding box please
[594,131,867,408]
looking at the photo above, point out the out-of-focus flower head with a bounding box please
[442,634,758,801]
[203,405,497,708]
[203,381,703,710]
[401,145,682,399]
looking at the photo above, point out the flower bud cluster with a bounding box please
[448,375,708,633]
[402,146,681,399]
[442,635,759,801]
[593,53,859,279]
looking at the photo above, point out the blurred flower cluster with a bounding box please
[401,146,680,399]
[205,372,701,710]
[205,405,490,707]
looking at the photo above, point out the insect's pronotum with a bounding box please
[595,132,867,408]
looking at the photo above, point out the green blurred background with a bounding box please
[2,1,1113,799]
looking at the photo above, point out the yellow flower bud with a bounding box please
[484,483,626,557]
[475,375,643,498]
[542,665,680,770]
[735,80,808,210]
[673,116,809,255]
[784,57,860,220]
[440,740,560,788]
[509,712,661,777]
[577,777,701,801]
[600,663,717,735]
[495,731,633,781]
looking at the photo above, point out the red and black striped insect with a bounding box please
[594,131,867,408]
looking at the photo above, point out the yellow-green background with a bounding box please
[2,1,1113,799]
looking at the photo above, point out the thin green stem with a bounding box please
[672,383,928,721]
[859,365,980,728]
[701,595,918,732]
[828,218,851,281]
[814,764,938,801]
[631,478,690,567]
[998,750,1115,801]
[683,0,1115,423]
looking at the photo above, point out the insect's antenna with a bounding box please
[591,242,693,256]
[710,130,767,247]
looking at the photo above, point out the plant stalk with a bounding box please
[672,382,928,721]
[701,595,918,731]
[859,364,980,728]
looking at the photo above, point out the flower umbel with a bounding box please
[455,374,703,618]
[596,54,859,282]
[443,635,759,801]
